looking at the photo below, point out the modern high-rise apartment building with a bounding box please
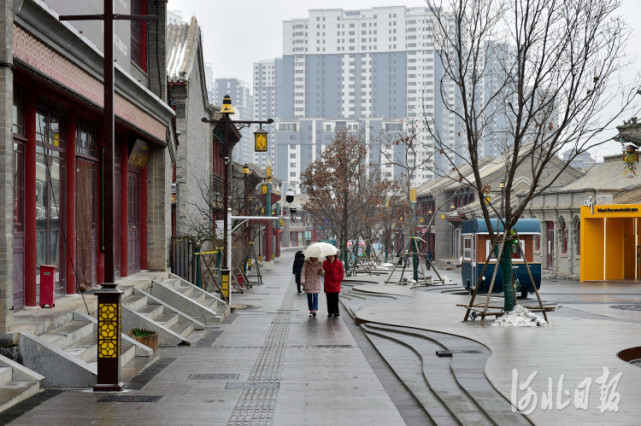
[272,6,454,192]
[213,78,254,165]
[253,60,278,170]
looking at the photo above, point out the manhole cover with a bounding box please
[189,373,240,380]
[98,395,162,402]
[610,304,641,311]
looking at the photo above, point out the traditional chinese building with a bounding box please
[1,0,176,330]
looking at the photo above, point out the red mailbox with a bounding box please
[40,265,56,308]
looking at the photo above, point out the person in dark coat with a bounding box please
[323,254,345,317]
[292,251,305,293]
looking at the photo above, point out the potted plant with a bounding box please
[127,328,159,352]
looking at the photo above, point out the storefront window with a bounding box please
[573,217,580,256]
[35,110,65,288]
[13,92,24,136]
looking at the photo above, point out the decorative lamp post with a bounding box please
[202,96,273,305]
[410,187,418,281]
[94,283,123,391]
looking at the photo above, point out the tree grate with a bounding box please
[189,373,240,380]
[98,395,162,403]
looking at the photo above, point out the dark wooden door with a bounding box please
[128,173,141,273]
[546,221,555,269]
[13,141,25,311]
[76,160,96,291]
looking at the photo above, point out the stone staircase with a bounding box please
[0,354,43,412]
[148,274,230,325]
[19,310,154,388]
[0,273,231,410]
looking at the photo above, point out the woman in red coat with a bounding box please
[323,254,345,317]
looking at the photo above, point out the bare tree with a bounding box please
[301,130,394,251]
[426,0,640,311]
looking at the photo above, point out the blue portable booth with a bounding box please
[460,218,542,296]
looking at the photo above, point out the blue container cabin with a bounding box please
[461,218,542,296]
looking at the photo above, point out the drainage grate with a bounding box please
[436,349,482,357]
[98,395,162,403]
[196,330,223,347]
[126,357,176,390]
[189,373,240,380]
[271,321,300,324]
[314,344,353,349]
[226,382,280,390]
[611,304,641,311]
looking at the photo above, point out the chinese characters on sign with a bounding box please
[511,368,622,414]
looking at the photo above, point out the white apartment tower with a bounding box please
[253,60,278,169]
[274,7,453,190]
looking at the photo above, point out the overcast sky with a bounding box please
[166,0,641,159]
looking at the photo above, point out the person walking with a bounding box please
[301,257,323,317]
[292,251,305,293]
[323,254,345,317]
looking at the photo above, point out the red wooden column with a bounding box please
[140,165,148,270]
[64,110,77,294]
[96,133,105,284]
[275,229,281,258]
[24,90,37,307]
[119,140,128,277]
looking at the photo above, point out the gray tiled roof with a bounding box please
[561,154,641,191]
[167,17,200,82]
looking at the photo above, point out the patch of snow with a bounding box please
[492,305,548,327]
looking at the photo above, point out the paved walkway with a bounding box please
[5,251,404,426]
[4,250,641,425]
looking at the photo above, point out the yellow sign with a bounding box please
[441,214,445,220]
[261,184,268,194]
[255,132,267,152]
[221,271,230,299]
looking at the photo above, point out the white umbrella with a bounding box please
[303,242,339,258]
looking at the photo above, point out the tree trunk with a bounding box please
[500,243,515,312]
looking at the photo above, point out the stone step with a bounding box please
[134,303,165,320]
[63,333,97,363]
[122,294,147,311]
[0,367,12,388]
[170,321,195,338]
[39,320,94,348]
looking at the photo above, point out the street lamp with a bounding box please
[202,95,273,274]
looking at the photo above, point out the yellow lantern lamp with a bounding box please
[254,128,268,152]
[220,94,234,115]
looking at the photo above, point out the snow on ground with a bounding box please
[492,305,548,327]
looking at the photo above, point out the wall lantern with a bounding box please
[242,163,250,175]
[254,127,268,152]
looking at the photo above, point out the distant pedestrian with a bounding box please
[426,252,433,271]
[292,251,305,293]
[301,257,323,317]
[323,254,345,317]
